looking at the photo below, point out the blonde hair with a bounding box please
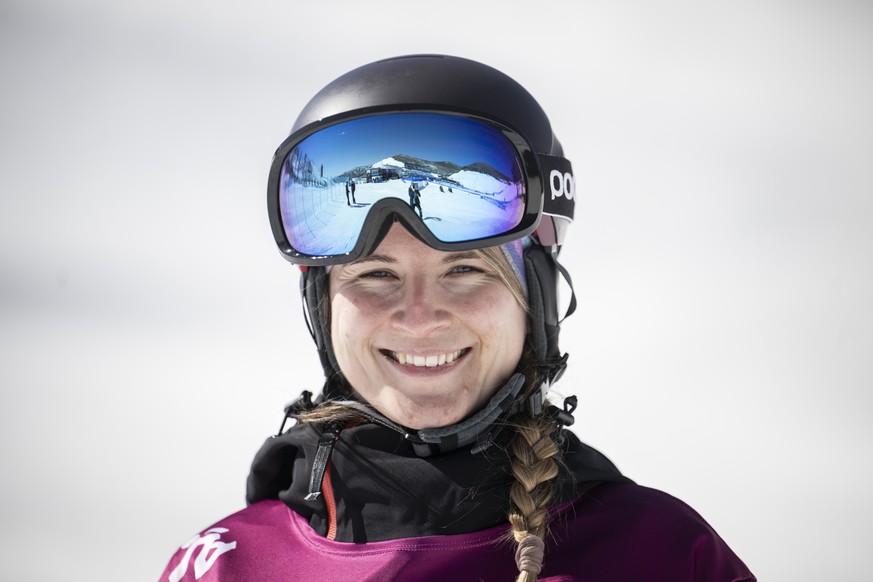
[505,410,560,581]
[479,246,560,579]
[472,246,528,311]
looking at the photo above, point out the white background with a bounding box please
[1,1,871,580]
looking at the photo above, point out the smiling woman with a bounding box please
[329,224,528,429]
[160,54,756,582]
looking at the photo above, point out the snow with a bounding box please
[372,157,405,168]
[281,177,523,255]
[449,170,508,196]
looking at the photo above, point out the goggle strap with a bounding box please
[554,258,577,324]
[539,154,575,222]
[299,272,318,344]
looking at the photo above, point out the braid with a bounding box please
[506,412,562,582]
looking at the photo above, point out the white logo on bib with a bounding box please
[168,527,237,582]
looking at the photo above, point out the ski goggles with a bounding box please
[267,111,574,266]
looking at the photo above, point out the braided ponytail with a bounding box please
[506,412,562,581]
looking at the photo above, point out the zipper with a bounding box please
[304,428,339,501]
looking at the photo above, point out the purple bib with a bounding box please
[161,483,755,582]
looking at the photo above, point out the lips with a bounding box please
[383,348,468,368]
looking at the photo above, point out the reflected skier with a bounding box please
[345,179,357,206]
[408,183,423,218]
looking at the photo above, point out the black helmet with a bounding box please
[271,54,576,408]
[291,54,564,156]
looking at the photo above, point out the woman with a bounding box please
[162,55,756,582]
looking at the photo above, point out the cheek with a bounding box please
[467,290,527,353]
[329,292,387,366]
[329,295,358,364]
[468,285,524,320]
[499,309,528,360]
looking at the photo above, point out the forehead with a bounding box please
[348,223,479,266]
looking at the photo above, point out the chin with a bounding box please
[387,392,476,430]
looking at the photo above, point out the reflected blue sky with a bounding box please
[292,113,520,179]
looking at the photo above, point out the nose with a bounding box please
[390,275,451,337]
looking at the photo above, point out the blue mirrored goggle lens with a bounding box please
[278,113,527,257]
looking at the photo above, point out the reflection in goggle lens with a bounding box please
[279,113,526,257]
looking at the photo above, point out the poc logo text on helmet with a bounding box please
[550,170,575,201]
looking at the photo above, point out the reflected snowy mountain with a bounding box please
[339,154,512,196]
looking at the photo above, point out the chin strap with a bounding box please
[277,369,579,459]
[330,373,529,457]
[277,373,579,503]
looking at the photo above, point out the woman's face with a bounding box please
[329,223,527,430]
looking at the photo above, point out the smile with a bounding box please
[384,349,468,368]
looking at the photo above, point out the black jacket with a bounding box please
[246,421,628,543]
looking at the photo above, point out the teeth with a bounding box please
[389,350,462,367]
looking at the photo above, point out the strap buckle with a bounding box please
[276,390,318,436]
[546,394,578,445]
